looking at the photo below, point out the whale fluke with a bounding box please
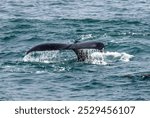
[26,41,104,61]
[26,43,71,54]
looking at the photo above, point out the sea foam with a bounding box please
[23,50,134,65]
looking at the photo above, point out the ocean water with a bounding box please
[0,0,150,100]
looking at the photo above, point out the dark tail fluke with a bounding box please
[26,43,71,54]
[70,41,104,50]
[26,41,104,60]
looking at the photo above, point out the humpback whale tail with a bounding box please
[26,41,104,61]
[26,43,71,55]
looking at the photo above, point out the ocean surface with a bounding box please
[0,0,150,100]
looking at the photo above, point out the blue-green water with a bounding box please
[0,0,150,100]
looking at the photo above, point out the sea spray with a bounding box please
[23,51,60,63]
[23,50,76,63]
[23,50,134,65]
[87,51,134,65]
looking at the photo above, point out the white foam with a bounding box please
[23,50,134,65]
[105,51,134,62]
[104,51,122,57]
[119,52,134,62]
[87,52,107,65]
[85,51,134,65]
[80,34,93,40]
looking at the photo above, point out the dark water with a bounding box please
[0,0,150,100]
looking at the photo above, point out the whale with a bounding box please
[26,41,104,61]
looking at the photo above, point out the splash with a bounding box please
[23,51,60,63]
[23,50,134,65]
[80,49,134,65]
[88,52,107,65]
[87,51,134,65]
[23,50,76,63]
[104,51,134,62]
[80,34,93,40]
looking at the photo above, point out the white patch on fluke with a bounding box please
[23,51,60,63]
